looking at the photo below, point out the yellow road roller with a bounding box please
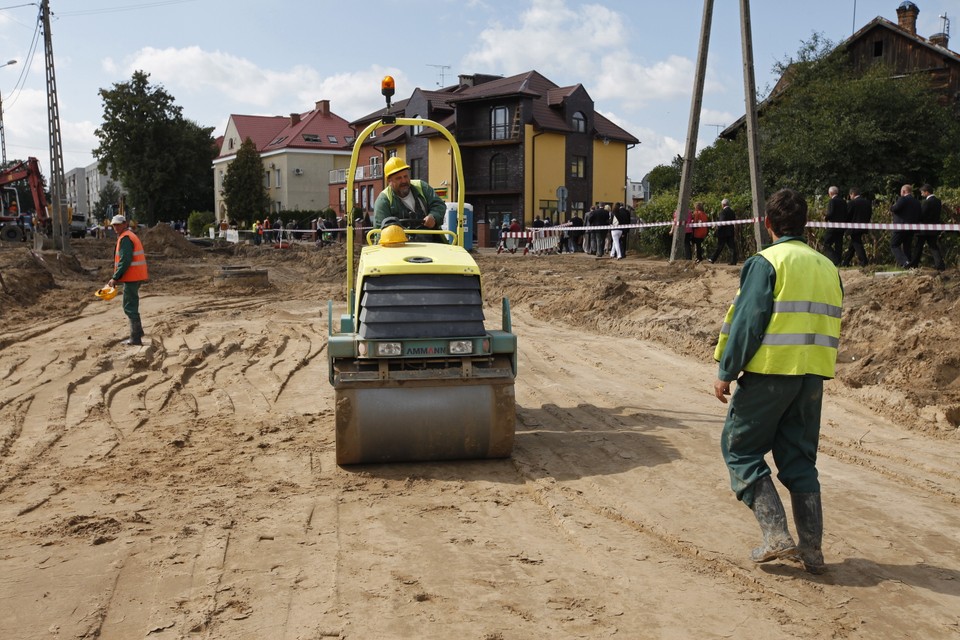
[327,78,517,465]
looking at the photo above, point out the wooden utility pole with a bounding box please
[670,0,713,262]
[671,0,769,261]
[740,0,770,248]
[41,0,70,253]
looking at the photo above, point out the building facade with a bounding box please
[213,100,353,224]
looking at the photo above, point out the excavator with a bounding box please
[327,77,518,465]
[0,157,50,242]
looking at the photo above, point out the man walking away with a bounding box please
[104,215,149,346]
[841,188,871,267]
[713,189,843,574]
[709,198,739,265]
[910,184,946,271]
[890,184,920,268]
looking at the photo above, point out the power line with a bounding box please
[54,0,203,18]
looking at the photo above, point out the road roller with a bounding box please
[327,78,517,465]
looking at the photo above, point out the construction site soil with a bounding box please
[1,224,957,639]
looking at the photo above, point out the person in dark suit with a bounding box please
[889,184,921,268]
[910,184,946,271]
[708,198,739,265]
[822,186,848,265]
[841,187,872,267]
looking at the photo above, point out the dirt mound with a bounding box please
[0,248,58,307]
[141,223,204,258]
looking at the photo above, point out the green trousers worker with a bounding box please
[105,215,149,346]
[713,189,843,574]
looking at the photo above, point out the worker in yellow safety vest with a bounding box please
[712,188,843,575]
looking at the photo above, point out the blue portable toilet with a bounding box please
[444,202,474,249]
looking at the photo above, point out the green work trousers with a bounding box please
[122,281,141,324]
[720,372,823,507]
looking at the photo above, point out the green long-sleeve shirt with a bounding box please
[111,236,134,281]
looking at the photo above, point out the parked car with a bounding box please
[70,213,87,238]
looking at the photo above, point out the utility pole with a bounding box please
[0,59,17,166]
[670,0,768,262]
[41,0,70,253]
[671,0,713,262]
[740,0,769,248]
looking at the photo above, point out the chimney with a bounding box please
[897,1,919,35]
[315,99,330,116]
[458,74,475,88]
[290,113,301,125]
[929,32,949,48]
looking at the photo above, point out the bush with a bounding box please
[187,210,215,238]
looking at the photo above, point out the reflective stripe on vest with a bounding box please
[115,229,149,282]
[714,240,842,377]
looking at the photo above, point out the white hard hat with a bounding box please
[111,214,126,225]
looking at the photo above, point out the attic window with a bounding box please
[573,111,586,133]
[270,135,287,145]
[302,134,321,143]
[873,40,883,57]
[345,136,355,144]
[327,135,338,143]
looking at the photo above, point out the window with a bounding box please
[218,170,224,188]
[302,134,321,143]
[275,168,281,188]
[411,114,423,135]
[491,106,509,140]
[228,138,234,150]
[490,154,507,190]
[573,111,586,133]
[873,40,883,57]
[327,135,338,143]
[570,156,586,178]
[270,135,288,146]
[264,171,271,188]
[409,158,423,180]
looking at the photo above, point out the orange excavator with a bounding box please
[0,157,50,242]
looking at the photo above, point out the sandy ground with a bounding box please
[0,227,958,640]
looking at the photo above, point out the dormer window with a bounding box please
[573,111,586,133]
[302,134,321,143]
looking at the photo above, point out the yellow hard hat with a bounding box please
[384,156,410,179]
[379,224,408,246]
[95,286,118,300]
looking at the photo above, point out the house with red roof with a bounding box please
[213,99,353,223]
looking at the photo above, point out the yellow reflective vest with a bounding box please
[714,239,842,378]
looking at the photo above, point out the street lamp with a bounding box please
[0,59,18,166]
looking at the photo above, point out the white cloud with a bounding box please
[103,46,408,126]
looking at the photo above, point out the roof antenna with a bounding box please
[427,64,451,87]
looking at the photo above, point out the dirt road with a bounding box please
[1,232,958,639]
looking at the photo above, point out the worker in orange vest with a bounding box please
[104,214,149,346]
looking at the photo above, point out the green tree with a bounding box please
[695,33,960,198]
[222,138,269,224]
[93,70,216,225]
[646,155,682,195]
[92,181,123,222]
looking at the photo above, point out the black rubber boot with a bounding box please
[791,492,826,574]
[749,476,799,563]
[123,319,143,346]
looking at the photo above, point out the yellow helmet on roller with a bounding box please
[95,286,118,300]
[379,224,408,246]
[383,156,410,179]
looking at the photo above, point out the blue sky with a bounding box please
[0,0,956,187]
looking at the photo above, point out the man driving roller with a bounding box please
[373,156,446,242]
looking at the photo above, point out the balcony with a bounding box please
[329,164,383,184]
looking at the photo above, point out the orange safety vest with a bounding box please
[115,229,149,282]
